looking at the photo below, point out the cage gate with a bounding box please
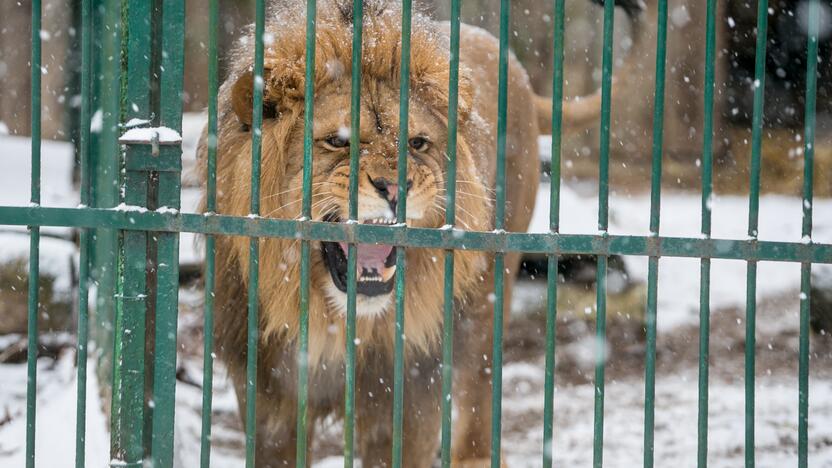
[1,0,829,468]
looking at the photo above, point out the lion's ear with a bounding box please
[231,69,279,126]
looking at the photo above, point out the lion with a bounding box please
[199,1,643,466]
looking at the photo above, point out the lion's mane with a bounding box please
[201,0,492,369]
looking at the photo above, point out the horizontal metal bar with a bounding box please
[1,206,830,263]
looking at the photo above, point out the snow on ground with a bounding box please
[529,186,832,331]
[0,354,110,468]
[500,367,832,468]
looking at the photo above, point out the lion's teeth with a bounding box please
[361,217,397,225]
[382,264,396,282]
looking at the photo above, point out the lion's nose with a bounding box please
[369,176,413,212]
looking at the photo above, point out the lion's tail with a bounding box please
[535,0,647,135]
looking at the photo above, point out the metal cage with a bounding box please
[1,0,828,467]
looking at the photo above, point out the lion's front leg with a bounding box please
[356,357,442,468]
[231,366,316,468]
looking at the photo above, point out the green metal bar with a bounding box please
[29,0,41,209]
[700,0,717,241]
[75,0,93,465]
[593,254,608,468]
[107,0,128,453]
[344,1,363,465]
[112,169,151,467]
[542,254,558,468]
[597,0,614,233]
[594,0,616,465]
[697,257,711,467]
[150,0,186,464]
[745,1,769,465]
[91,0,122,392]
[26,0,43,466]
[698,0,718,465]
[296,1,317,466]
[644,0,668,465]
[744,260,757,468]
[200,0,220,465]
[26,238,40,468]
[748,0,768,240]
[491,1,509,466]
[542,0,565,465]
[111,1,154,464]
[3,206,832,263]
[246,0,266,466]
[200,240,216,468]
[798,3,819,466]
[149,181,182,468]
[643,257,658,465]
[391,1,412,466]
[440,0,461,465]
[157,0,185,128]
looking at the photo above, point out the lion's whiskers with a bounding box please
[263,192,334,218]
[430,201,475,232]
[454,179,496,195]
[262,182,329,201]
[437,188,494,204]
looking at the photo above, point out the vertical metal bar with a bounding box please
[200,0,220,466]
[440,0,461,465]
[26,1,43,466]
[246,0,266,466]
[113,171,150,466]
[798,3,819,466]
[491,1,509,467]
[108,0,129,454]
[644,0,668,466]
[642,258,659,463]
[596,0,614,233]
[392,1,412,467]
[697,0,718,466]
[75,0,93,465]
[744,260,757,468]
[592,257,608,468]
[542,0,565,465]
[593,0,616,466]
[296,1,317,466]
[745,1,768,465]
[150,0,186,464]
[111,1,153,464]
[344,1,363,465]
[92,0,122,392]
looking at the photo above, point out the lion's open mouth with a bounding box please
[321,216,397,297]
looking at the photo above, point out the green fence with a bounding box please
[2,0,829,467]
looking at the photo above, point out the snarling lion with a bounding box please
[200,0,642,466]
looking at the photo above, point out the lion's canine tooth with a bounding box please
[382,264,396,282]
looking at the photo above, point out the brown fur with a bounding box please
[198,1,609,466]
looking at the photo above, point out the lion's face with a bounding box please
[276,82,452,316]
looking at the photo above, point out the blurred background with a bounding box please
[2,0,831,193]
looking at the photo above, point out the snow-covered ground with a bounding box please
[0,353,110,467]
[1,126,830,466]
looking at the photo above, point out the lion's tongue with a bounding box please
[338,242,393,273]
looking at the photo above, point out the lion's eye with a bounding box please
[408,136,429,152]
[323,134,350,150]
